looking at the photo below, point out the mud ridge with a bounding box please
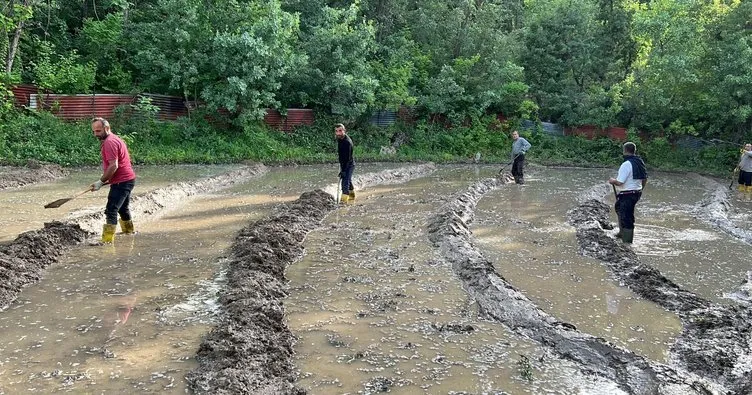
[0,161,69,190]
[0,165,268,311]
[568,199,752,394]
[187,164,436,395]
[691,174,752,246]
[427,176,721,395]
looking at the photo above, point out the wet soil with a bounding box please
[0,164,268,310]
[427,174,722,394]
[186,164,436,394]
[0,161,68,190]
[568,199,752,394]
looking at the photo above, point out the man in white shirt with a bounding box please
[608,142,648,243]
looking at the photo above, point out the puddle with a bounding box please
[0,165,242,243]
[473,168,682,363]
[288,166,624,394]
[0,164,395,393]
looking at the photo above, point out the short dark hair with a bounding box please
[335,123,346,131]
[623,142,636,154]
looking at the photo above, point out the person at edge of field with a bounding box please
[511,130,531,184]
[737,143,752,192]
[335,123,355,203]
[608,142,648,244]
[90,117,137,243]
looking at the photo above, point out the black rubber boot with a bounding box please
[621,228,634,244]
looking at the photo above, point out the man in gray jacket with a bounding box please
[511,130,531,184]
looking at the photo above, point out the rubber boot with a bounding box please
[621,228,634,244]
[340,193,350,203]
[102,224,117,243]
[739,185,746,192]
[119,219,135,234]
[746,185,752,193]
[349,189,356,200]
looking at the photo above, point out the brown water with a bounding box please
[1,164,747,394]
[0,164,399,394]
[473,167,682,363]
[0,165,242,243]
[288,166,624,394]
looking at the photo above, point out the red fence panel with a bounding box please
[565,125,627,141]
[10,84,39,107]
[30,94,135,120]
[263,109,314,132]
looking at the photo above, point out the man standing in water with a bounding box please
[90,117,136,243]
[335,123,355,203]
[608,142,647,244]
[511,130,531,184]
[737,143,752,192]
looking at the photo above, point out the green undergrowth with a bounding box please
[0,110,741,177]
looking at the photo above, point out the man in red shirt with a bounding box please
[90,117,137,243]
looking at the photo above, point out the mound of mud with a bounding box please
[0,222,89,309]
[187,164,437,394]
[428,177,719,394]
[569,199,752,393]
[0,165,269,311]
[187,190,334,395]
[0,161,69,190]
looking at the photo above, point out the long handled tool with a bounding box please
[44,188,92,209]
[498,153,521,176]
[612,184,618,199]
[729,167,739,190]
[336,174,342,204]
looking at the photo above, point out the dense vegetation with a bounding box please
[0,0,749,175]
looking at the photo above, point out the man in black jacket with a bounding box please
[335,123,355,203]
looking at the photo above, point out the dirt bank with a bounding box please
[427,176,721,394]
[0,164,268,311]
[568,199,752,394]
[0,161,69,190]
[187,164,436,395]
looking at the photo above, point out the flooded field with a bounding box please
[0,164,749,394]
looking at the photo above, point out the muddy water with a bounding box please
[637,174,751,302]
[472,167,682,363]
[0,165,241,243]
[0,164,394,394]
[288,166,624,394]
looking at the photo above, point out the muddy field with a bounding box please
[0,163,750,394]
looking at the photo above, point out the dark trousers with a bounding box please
[511,154,525,183]
[106,179,135,225]
[615,191,641,230]
[739,170,752,186]
[340,163,354,193]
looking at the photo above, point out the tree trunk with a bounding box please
[4,0,29,75]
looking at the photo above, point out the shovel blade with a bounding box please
[44,197,72,209]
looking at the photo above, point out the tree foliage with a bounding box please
[0,0,747,141]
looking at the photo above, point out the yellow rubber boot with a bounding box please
[349,190,356,200]
[340,194,350,203]
[102,224,117,243]
[739,185,747,192]
[119,219,135,234]
[746,185,752,193]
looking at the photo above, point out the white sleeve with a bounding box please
[617,161,632,184]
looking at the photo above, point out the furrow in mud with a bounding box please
[186,164,436,395]
[568,199,752,394]
[0,162,69,190]
[427,177,721,395]
[0,164,268,310]
[691,174,752,246]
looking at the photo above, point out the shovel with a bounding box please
[729,167,739,190]
[44,185,99,209]
[336,174,342,204]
